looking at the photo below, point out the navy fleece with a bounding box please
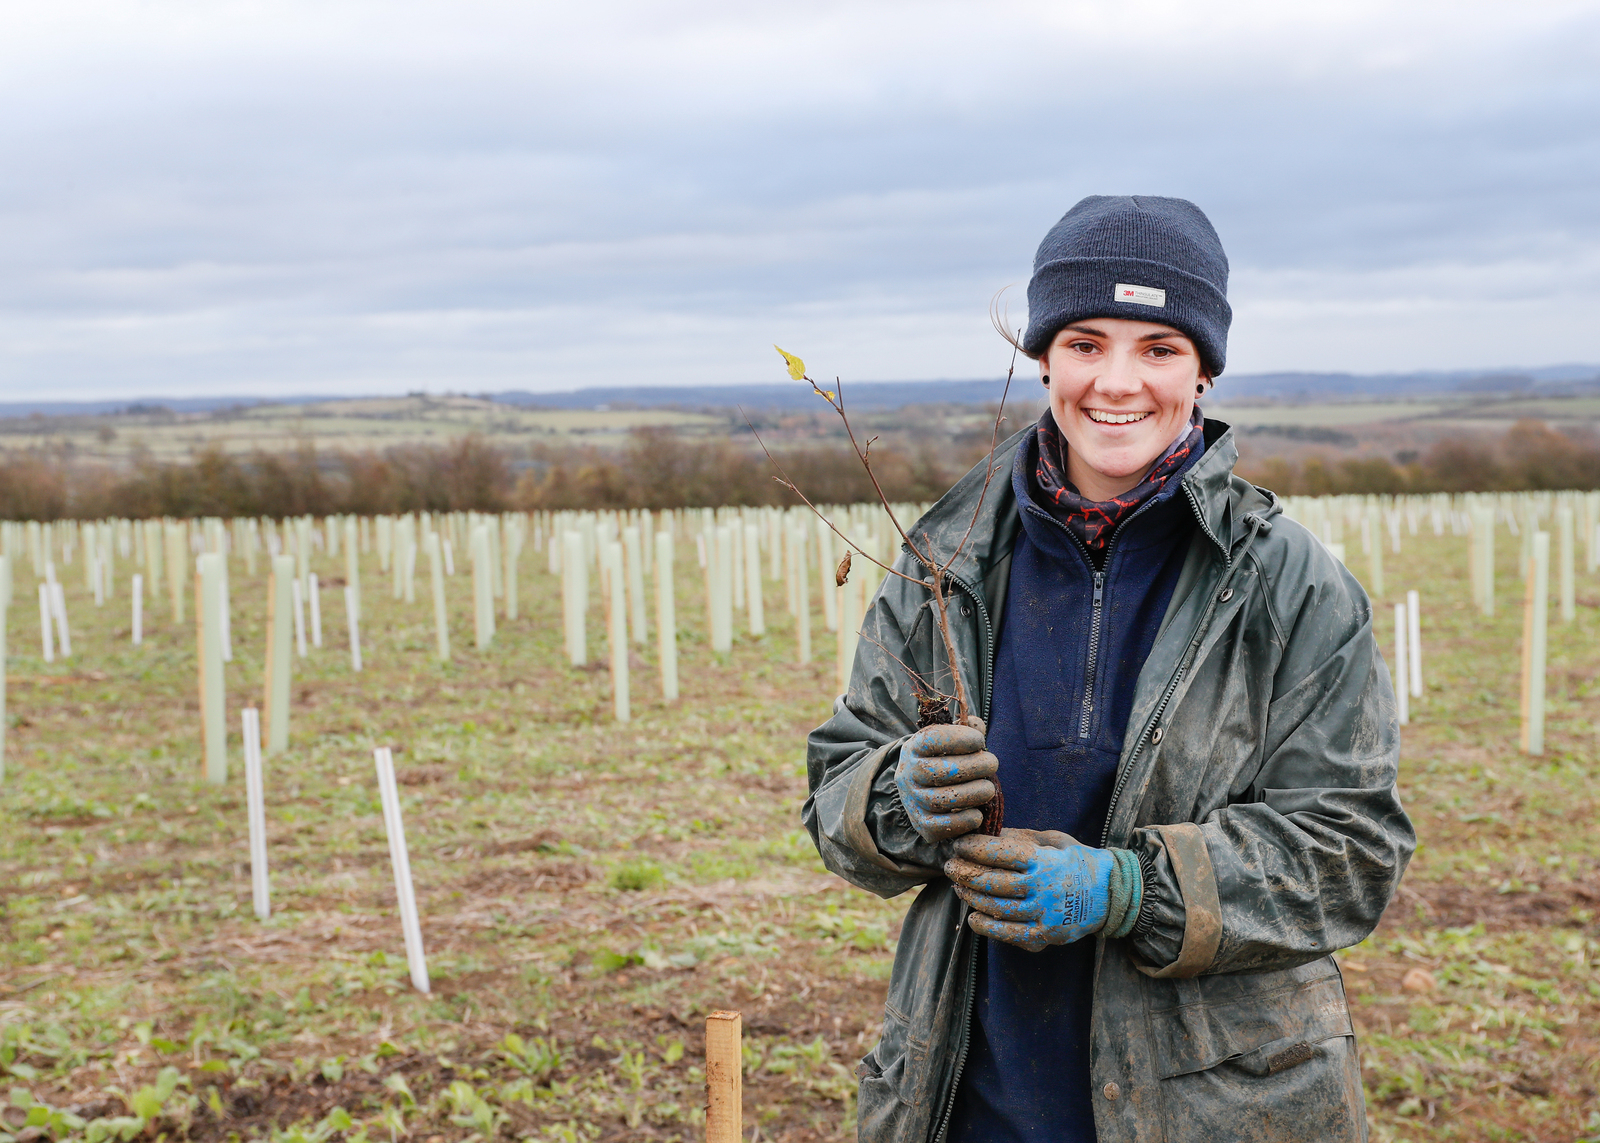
[947,425,1201,1143]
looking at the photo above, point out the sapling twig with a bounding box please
[763,316,1021,728]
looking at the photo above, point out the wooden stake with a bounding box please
[704,1011,742,1143]
[655,531,679,702]
[263,555,294,755]
[374,746,430,993]
[243,707,269,920]
[196,553,227,784]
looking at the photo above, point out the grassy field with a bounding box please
[0,396,725,463]
[0,516,1597,1142]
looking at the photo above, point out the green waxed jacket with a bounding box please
[802,420,1414,1143]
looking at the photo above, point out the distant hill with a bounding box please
[1,364,1598,419]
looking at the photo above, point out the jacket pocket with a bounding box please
[1150,959,1366,1142]
[855,1002,913,1140]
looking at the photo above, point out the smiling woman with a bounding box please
[804,195,1413,1143]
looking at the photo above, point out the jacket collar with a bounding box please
[906,417,1274,583]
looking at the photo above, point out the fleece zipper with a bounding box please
[1078,571,1106,738]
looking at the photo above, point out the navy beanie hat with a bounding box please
[1023,195,1232,377]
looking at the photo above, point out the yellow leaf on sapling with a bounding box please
[773,345,807,380]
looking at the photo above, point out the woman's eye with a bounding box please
[1069,341,1097,354]
[1148,346,1175,359]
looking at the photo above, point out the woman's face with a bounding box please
[1041,318,1204,502]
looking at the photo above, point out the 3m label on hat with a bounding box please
[1114,283,1166,308]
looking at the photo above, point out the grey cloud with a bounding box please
[1,1,1599,395]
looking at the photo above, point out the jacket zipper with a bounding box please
[1096,513,1265,847]
[1079,571,1106,738]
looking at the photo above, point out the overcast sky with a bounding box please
[1,0,1598,399]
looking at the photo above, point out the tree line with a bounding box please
[0,419,1596,521]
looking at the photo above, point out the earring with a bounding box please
[1196,383,1205,397]
[1041,374,1050,387]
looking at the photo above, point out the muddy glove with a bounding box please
[944,828,1143,952]
[894,723,998,846]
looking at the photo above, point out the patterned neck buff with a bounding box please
[1032,406,1206,558]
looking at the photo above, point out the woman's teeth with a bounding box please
[1085,410,1151,425]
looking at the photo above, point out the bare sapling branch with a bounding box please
[766,342,1016,733]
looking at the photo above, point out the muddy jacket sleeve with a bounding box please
[803,557,955,899]
[1129,541,1415,975]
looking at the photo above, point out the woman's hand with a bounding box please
[944,828,1115,952]
[894,723,998,845]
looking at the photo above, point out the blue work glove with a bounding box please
[894,722,999,846]
[945,828,1143,952]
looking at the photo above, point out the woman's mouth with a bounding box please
[1084,409,1152,425]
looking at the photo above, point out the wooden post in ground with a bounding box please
[196,553,227,784]
[655,531,679,702]
[704,1011,742,1143]
[263,554,294,755]
[1520,532,1549,756]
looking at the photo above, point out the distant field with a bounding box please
[0,396,725,463]
[5,390,1600,468]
